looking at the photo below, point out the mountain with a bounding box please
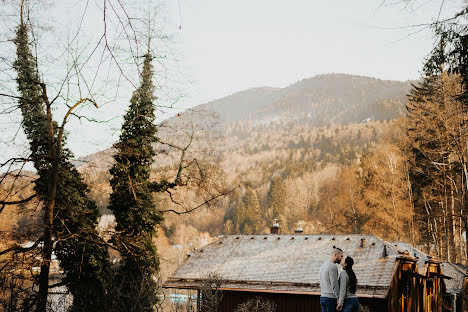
[179,74,412,127]
[76,73,413,170]
[197,86,280,124]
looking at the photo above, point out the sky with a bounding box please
[166,0,460,105]
[0,0,462,165]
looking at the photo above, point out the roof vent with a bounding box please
[360,238,365,248]
[294,227,303,234]
[236,237,240,239]
[263,237,268,240]
[317,237,322,240]
[250,237,255,240]
[346,237,350,240]
[304,237,309,240]
[291,237,295,240]
[271,219,281,234]
[331,237,336,241]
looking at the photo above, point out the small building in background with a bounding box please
[440,262,468,312]
[165,234,447,312]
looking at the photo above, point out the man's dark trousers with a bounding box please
[320,297,337,312]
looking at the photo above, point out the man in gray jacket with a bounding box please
[319,246,344,312]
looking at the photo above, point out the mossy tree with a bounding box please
[13,18,110,312]
[108,52,162,311]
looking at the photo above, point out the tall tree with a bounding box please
[13,20,110,312]
[241,187,262,234]
[406,72,467,261]
[232,187,262,234]
[267,177,287,226]
[360,142,412,241]
[108,51,162,311]
[318,166,368,234]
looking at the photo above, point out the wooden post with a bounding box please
[453,294,457,312]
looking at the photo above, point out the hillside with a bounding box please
[77,74,412,171]
[182,74,412,128]
[1,73,414,285]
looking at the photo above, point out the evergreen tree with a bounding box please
[231,191,244,233]
[240,187,262,234]
[108,52,162,311]
[267,177,287,226]
[233,201,246,233]
[13,23,110,311]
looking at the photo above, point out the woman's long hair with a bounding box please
[344,256,357,294]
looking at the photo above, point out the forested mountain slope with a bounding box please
[1,74,417,281]
[188,74,412,128]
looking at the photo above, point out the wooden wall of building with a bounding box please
[425,262,444,312]
[386,258,443,312]
[219,291,321,312]
[217,291,386,312]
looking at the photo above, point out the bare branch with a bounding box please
[0,194,36,206]
[0,240,38,257]
[160,186,239,215]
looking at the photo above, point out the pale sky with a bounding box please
[167,0,460,105]
[0,0,462,165]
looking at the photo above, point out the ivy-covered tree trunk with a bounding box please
[14,22,110,312]
[108,52,162,311]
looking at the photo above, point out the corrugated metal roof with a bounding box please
[166,234,414,298]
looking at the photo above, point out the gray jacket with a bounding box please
[338,270,357,306]
[319,260,339,298]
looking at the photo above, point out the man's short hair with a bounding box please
[332,245,343,255]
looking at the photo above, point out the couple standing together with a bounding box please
[319,246,359,312]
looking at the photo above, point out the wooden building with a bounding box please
[165,234,445,312]
[392,242,468,312]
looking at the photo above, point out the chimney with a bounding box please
[294,227,303,234]
[382,245,388,258]
[360,238,365,248]
[270,219,280,234]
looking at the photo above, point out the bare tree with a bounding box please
[198,273,224,312]
[234,297,276,312]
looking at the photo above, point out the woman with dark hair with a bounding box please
[337,256,359,312]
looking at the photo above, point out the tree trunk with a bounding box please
[36,86,59,312]
[449,187,457,262]
[464,211,468,262]
[36,165,58,311]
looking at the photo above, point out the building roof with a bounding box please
[389,242,431,274]
[440,262,468,295]
[165,234,418,298]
